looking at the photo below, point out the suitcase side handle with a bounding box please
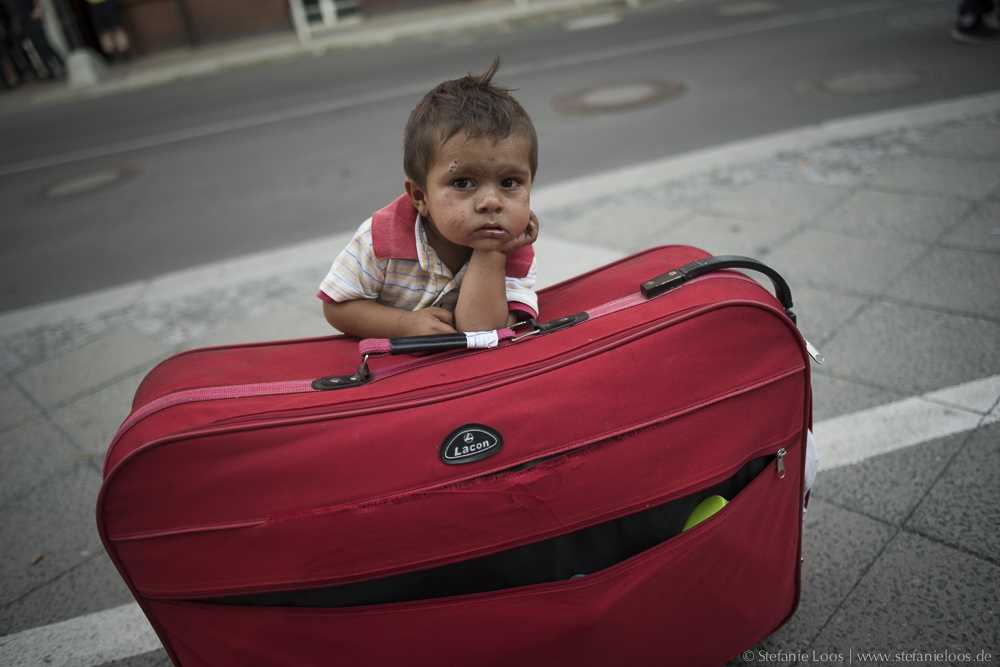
[640,255,796,324]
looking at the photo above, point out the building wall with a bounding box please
[111,0,292,54]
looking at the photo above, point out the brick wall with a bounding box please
[113,0,292,54]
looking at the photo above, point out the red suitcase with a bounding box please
[98,245,813,667]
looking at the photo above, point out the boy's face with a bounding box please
[405,133,534,258]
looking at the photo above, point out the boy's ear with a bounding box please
[405,179,431,217]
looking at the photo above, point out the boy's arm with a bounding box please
[324,299,457,339]
[454,250,513,333]
[453,213,538,333]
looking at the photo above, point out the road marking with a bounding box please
[1,374,997,666]
[0,0,913,178]
[0,602,160,666]
[815,375,1000,469]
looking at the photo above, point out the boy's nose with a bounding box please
[476,186,503,212]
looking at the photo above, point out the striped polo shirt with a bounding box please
[318,194,538,319]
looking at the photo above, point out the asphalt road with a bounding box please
[1,0,995,313]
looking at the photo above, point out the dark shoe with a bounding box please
[952,15,1000,43]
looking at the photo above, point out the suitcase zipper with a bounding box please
[106,270,805,474]
[200,446,792,607]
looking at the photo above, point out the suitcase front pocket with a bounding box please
[152,448,801,667]
[204,449,787,608]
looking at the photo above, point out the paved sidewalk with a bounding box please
[1,91,998,665]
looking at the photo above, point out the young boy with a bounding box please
[318,58,540,339]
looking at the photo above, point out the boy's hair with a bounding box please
[403,57,538,187]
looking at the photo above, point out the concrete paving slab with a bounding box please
[810,374,905,423]
[920,125,1000,160]
[0,376,43,433]
[762,230,927,297]
[868,154,1000,200]
[940,201,1000,253]
[545,201,692,253]
[651,211,800,258]
[812,431,966,526]
[532,233,627,289]
[49,370,148,460]
[906,422,1000,563]
[806,530,998,661]
[819,301,1000,395]
[97,651,172,666]
[923,375,1000,416]
[0,464,104,612]
[194,297,334,348]
[12,328,171,410]
[729,497,897,665]
[0,552,132,636]
[817,189,973,244]
[0,418,83,507]
[884,246,1000,319]
[788,286,868,348]
[705,180,850,225]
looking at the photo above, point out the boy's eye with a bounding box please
[500,178,521,188]
[453,178,472,188]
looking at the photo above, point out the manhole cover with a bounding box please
[794,65,943,101]
[555,80,685,114]
[26,165,142,202]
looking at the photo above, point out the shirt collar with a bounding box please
[370,193,535,278]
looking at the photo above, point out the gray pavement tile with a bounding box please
[0,417,84,506]
[805,531,999,662]
[0,374,42,433]
[652,212,800,258]
[816,189,973,244]
[12,327,171,410]
[810,374,905,423]
[763,230,926,297]
[819,301,1000,395]
[0,463,104,608]
[705,180,851,225]
[812,431,967,526]
[884,246,1000,320]
[920,126,1000,161]
[193,296,334,349]
[546,200,692,252]
[96,650,173,667]
[788,286,868,348]
[49,369,147,460]
[0,551,133,636]
[906,422,1000,563]
[727,498,897,666]
[868,155,1000,200]
[939,201,1000,253]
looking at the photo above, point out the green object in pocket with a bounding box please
[683,495,729,532]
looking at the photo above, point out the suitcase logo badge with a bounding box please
[440,424,503,465]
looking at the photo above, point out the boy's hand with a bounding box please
[400,307,458,336]
[495,212,538,255]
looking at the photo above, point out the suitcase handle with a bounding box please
[641,255,796,324]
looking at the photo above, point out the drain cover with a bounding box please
[555,80,685,114]
[26,165,142,202]
[795,65,943,100]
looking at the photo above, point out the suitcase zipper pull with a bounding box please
[803,338,825,364]
[776,448,787,478]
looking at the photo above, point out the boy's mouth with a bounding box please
[475,223,507,238]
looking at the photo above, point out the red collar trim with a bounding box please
[370,194,534,278]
